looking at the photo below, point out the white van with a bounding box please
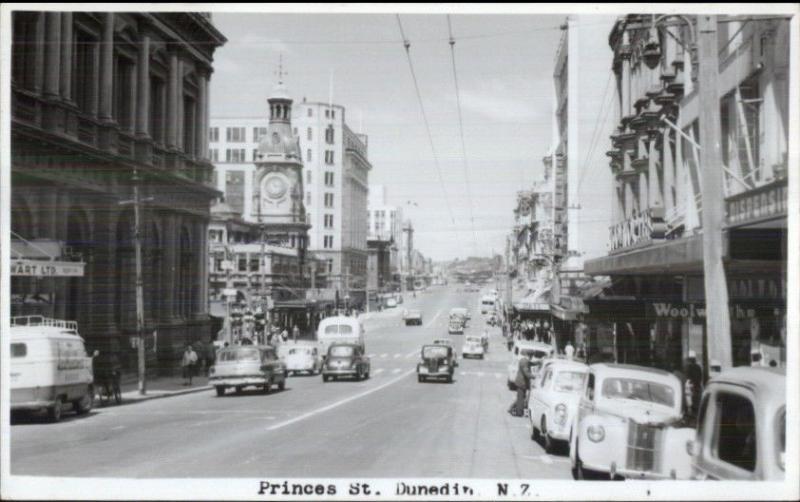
[316,316,366,358]
[480,295,496,315]
[10,316,95,421]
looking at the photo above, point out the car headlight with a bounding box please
[209,366,215,375]
[587,424,605,443]
[555,403,567,425]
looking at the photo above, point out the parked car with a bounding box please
[507,341,554,391]
[687,366,785,480]
[385,297,398,308]
[404,309,423,326]
[210,345,286,396]
[462,336,485,359]
[322,343,371,381]
[417,344,455,383]
[317,316,366,358]
[278,342,323,376]
[528,360,588,453]
[570,363,694,480]
[10,316,95,421]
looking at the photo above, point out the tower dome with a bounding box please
[256,59,300,160]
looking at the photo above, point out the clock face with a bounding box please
[264,174,288,199]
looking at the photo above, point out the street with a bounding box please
[10,285,570,479]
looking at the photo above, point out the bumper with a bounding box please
[323,368,358,376]
[418,368,452,377]
[580,459,674,480]
[210,376,268,387]
[286,364,315,372]
[463,349,484,356]
[11,400,57,411]
[547,428,570,441]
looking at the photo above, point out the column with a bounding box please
[136,35,150,138]
[167,51,179,149]
[621,31,631,118]
[98,13,114,122]
[33,13,45,94]
[43,12,61,99]
[163,214,178,319]
[203,74,210,159]
[60,12,73,102]
[197,219,209,315]
[196,71,207,160]
[648,135,662,209]
[663,129,674,215]
[176,60,184,152]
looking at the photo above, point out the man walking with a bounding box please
[683,350,704,418]
[509,353,532,417]
[564,340,575,360]
[182,344,199,386]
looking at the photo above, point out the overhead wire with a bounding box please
[446,15,480,254]
[395,14,457,226]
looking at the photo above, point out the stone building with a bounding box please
[10,11,226,374]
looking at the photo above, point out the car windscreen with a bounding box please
[601,377,675,407]
[482,300,494,305]
[553,371,587,392]
[422,346,448,358]
[11,343,27,358]
[324,324,354,335]
[217,348,261,362]
[288,347,311,355]
[520,349,549,359]
[329,345,355,357]
[465,338,482,344]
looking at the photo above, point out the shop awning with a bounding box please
[584,233,706,276]
[514,286,551,312]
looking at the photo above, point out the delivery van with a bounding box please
[316,316,366,358]
[10,316,95,421]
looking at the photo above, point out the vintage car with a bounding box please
[687,366,785,480]
[448,317,465,335]
[507,341,554,391]
[278,342,323,376]
[462,336,485,359]
[322,343,371,382]
[210,345,287,396]
[528,359,588,453]
[385,297,398,308]
[433,339,459,365]
[403,309,423,326]
[417,344,455,383]
[570,363,694,480]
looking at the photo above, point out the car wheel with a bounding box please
[235,386,243,394]
[542,418,554,453]
[418,375,423,383]
[447,374,453,384]
[323,375,330,382]
[48,400,62,422]
[215,386,226,397]
[574,441,603,480]
[508,381,516,391]
[74,391,93,415]
[365,370,370,380]
[531,420,540,441]
[278,378,285,391]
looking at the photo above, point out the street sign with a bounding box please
[11,259,85,277]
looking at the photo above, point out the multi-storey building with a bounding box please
[367,184,403,275]
[208,99,371,301]
[10,11,226,374]
[584,15,789,373]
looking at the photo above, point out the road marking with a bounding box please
[368,353,376,358]
[380,353,388,358]
[264,369,414,432]
[459,371,467,376]
[391,368,401,374]
[405,349,417,358]
[374,368,385,375]
[424,308,443,329]
[393,353,402,359]
[111,425,125,431]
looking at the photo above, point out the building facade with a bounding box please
[367,184,403,277]
[584,14,789,373]
[10,11,226,373]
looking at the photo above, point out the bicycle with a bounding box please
[95,369,122,406]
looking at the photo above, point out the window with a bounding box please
[324,235,333,248]
[253,127,267,142]
[226,149,246,163]
[226,127,246,142]
[249,256,260,272]
[325,125,334,144]
[113,56,136,131]
[324,172,334,186]
[331,110,335,119]
[11,343,27,358]
[149,76,166,144]
[307,108,313,117]
[307,149,312,162]
[324,193,334,207]
[307,127,313,141]
[183,95,197,155]
[12,13,40,91]
[253,149,260,161]
[238,256,247,272]
[210,148,219,162]
[72,28,98,113]
[306,192,311,205]
[601,378,675,407]
[324,214,334,228]
[209,127,219,142]
[586,373,595,401]
[713,392,756,472]
[306,170,312,184]
[325,150,335,164]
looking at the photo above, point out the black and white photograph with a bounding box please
[1,3,798,500]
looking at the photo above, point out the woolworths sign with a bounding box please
[647,302,759,319]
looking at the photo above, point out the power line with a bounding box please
[446,15,479,254]
[396,14,456,226]
[577,71,615,192]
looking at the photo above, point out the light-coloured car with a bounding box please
[687,366,785,480]
[385,297,398,308]
[403,309,423,326]
[279,342,323,376]
[210,345,287,396]
[528,359,588,453]
[570,363,694,480]
[507,341,554,391]
[462,336,485,359]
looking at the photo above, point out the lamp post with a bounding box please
[639,14,732,371]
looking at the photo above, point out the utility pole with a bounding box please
[697,15,732,370]
[132,168,147,395]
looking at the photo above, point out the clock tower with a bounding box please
[251,64,310,269]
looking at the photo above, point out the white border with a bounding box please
[1,3,798,501]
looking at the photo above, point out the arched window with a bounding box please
[115,211,135,330]
[65,209,90,324]
[146,222,163,324]
[178,226,193,318]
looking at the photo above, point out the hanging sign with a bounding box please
[11,259,85,277]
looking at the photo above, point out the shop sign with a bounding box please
[648,302,763,319]
[11,259,84,277]
[608,208,666,253]
[726,179,788,227]
[728,276,786,301]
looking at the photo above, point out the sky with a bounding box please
[209,11,566,261]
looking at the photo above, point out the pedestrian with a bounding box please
[292,325,300,343]
[508,353,532,417]
[683,351,703,417]
[281,328,289,343]
[564,340,575,360]
[182,344,199,386]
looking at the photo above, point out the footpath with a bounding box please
[115,373,211,404]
